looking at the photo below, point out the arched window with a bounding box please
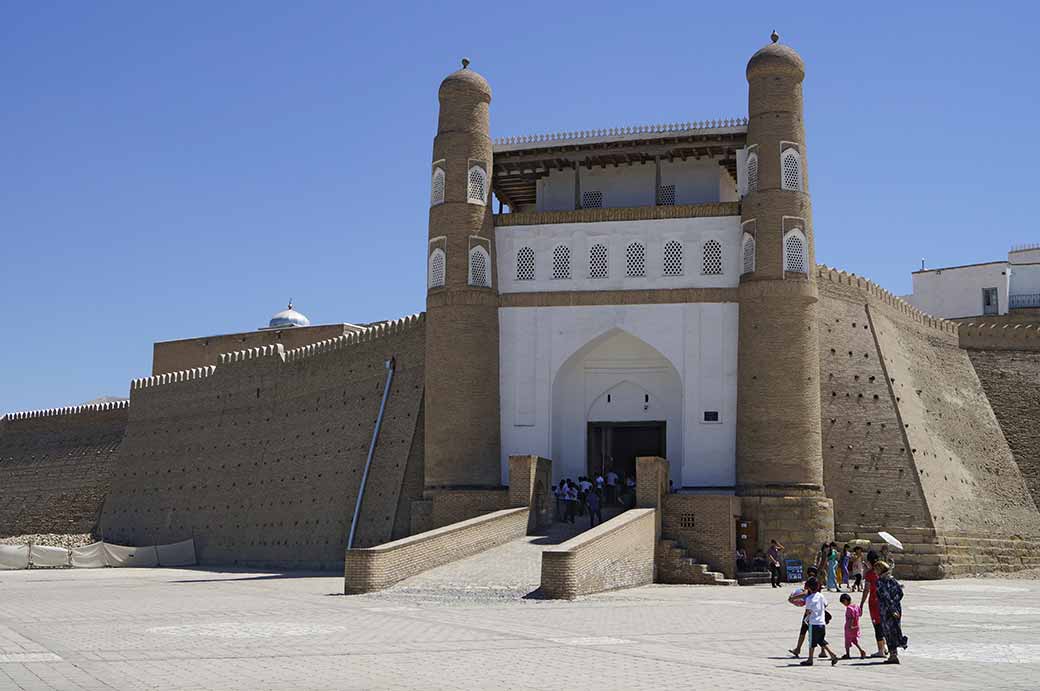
[589,243,608,279]
[468,246,491,287]
[430,167,445,206]
[741,233,756,275]
[746,152,759,193]
[784,230,808,274]
[663,240,683,276]
[428,248,445,288]
[516,246,535,281]
[625,242,646,277]
[552,245,571,280]
[702,239,723,275]
[467,165,488,204]
[781,148,802,192]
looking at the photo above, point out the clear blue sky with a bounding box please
[2,2,1036,413]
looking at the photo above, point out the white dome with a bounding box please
[268,302,310,328]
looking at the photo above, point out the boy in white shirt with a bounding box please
[800,577,839,666]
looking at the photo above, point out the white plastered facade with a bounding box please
[498,302,739,490]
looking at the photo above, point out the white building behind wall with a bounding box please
[907,245,1040,319]
[489,121,750,491]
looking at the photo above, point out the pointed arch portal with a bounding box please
[551,328,682,484]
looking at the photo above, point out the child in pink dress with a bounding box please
[840,593,867,659]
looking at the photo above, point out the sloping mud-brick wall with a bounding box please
[967,349,1040,507]
[818,267,1040,577]
[0,402,129,537]
[100,315,426,570]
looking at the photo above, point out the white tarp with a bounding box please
[71,542,106,568]
[156,539,196,567]
[0,544,30,570]
[103,543,158,567]
[29,544,70,567]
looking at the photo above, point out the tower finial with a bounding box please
[287,298,293,310]
[461,57,470,69]
[770,30,779,43]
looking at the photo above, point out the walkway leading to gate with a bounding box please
[380,510,624,601]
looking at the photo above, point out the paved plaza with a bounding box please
[2,552,1039,690]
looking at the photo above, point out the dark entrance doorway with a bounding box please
[587,421,666,481]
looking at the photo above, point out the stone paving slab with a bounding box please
[0,566,1038,690]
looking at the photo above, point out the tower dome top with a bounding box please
[267,301,310,329]
[439,58,491,103]
[746,33,805,80]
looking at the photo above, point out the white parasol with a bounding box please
[877,531,904,551]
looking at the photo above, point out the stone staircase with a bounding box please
[735,571,772,586]
[656,539,735,585]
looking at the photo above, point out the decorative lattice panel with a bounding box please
[516,246,535,281]
[430,167,445,206]
[656,184,676,206]
[626,242,646,277]
[552,245,571,280]
[781,150,801,191]
[663,240,683,276]
[582,190,603,208]
[747,153,759,193]
[742,235,755,275]
[468,166,487,203]
[784,232,807,273]
[589,243,608,279]
[469,247,491,287]
[428,249,445,288]
[702,239,723,275]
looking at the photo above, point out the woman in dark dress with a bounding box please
[874,560,908,664]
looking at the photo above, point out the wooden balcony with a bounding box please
[494,201,741,227]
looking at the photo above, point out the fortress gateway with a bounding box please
[3,36,1040,590]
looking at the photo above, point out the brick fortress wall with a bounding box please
[817,267,1040,577]
[0,402,129,538]
[99,315,426,570]
[965,349,1040,507]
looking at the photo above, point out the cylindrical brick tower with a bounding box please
[735,34,833,563]
[423,60,502,494]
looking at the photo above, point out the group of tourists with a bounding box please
[552,471,637,527]
[812,541,897,593]
[787,548,908,666]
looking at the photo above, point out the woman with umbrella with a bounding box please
[874,560,908,664]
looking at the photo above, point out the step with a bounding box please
[736,571,772,586]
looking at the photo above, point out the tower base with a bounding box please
[739,495,834,578]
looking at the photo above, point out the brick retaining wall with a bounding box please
[540,508,656,599]
[344,507,529,593]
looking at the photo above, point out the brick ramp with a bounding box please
[371,517,606,600]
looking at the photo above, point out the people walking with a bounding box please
[800,577,839,666]
[826,542,839,592]
[788,566,818,658]
[767,539,785,588]
[605,470,619,505]
[860,550,888,658]
[563,480,578,524]
[587,488,603,528]
[875,560,908,664]
[850,546,864,592]
[839,593,867,659]
[840,544,851,591]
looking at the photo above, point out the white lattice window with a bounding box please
[663,240,683,276]
[430,167,445,206]
[582,190,603,208]
[516,246,535,281]
[741,234,756,275]
[781,149,802,191]
[589,243,608,279]
[626,242,646,277]
[428,248,445,288]
[784,230,808,273]
[746,152,759,193]
[468,246,491,287]
[467,165,487,204]
[657,184,676,206]
[552,245,571,280]
[702,240,723,275]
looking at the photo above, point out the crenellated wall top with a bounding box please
[493,119,748,152]
[1,399,130,423]
[958,321,1040,351]
[126,312,425,394]
[816,264,959,335]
